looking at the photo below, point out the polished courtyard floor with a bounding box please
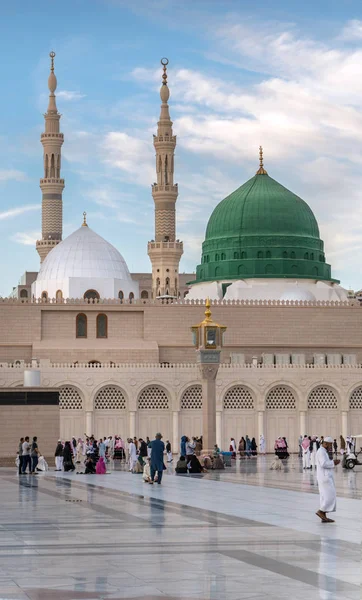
[0,457,361,600]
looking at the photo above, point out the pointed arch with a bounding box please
[45,154,49,178]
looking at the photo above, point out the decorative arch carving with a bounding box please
[266,386,296,409]
[94,385,126,410]
[223,385,254,409]
[181,385,202,409]
[308,386,338,409]
[138,385,169,410]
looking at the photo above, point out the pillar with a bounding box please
[300,411,306,436]
[86,411,93,436]
[258,411,264,441]
[342,411,348,439]
[216,411,222,449]
[172,411,179,453]
[199,363,219,454]
[129,411,136,438]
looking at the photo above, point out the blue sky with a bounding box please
[1,0,362,295]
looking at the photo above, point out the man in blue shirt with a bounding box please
[150,433,165,485]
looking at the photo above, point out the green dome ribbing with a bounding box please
[194,172,336,284]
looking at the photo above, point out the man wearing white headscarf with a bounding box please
[316,436,340,523]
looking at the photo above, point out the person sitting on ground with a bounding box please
[175,455,188,474]
[200,455,212,470]
[187,454,204,473]
[96,456,107,474]
[142,458,152,482]
[213,444,221,457]
[212,452,225,470]
[84,453,96,474]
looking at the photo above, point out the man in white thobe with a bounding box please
[316,436,340,523]
[259,435,266,455]
[128,439,137,472]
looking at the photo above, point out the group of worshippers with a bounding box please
[17,436,48,474]
[235,435,266,458]
[274,437,290,459]
[54,435,119,474]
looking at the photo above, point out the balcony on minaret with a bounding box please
[41,133,64,140]
[40,178,65,185]
[152,183,178,194]
[153,134,177,144]
[148,240,183,252]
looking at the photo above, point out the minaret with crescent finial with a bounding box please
[148,58,183,298]
[36,51,65,263]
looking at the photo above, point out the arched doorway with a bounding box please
[307,386,339,440]
[222,385,255,449]
[349,387,362,433]
[265,386,297,452]
[137,385,171,441]
[59,386,84,440]
[93,385,127,439]
[180,385,202,440]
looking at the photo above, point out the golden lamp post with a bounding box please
[191,299,227,454]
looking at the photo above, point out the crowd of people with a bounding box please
[298,434,354,470]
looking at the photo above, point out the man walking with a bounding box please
[55,440,64,471]
[128,438,137,472]
[166,440,172,462]
[316,436,340,523]
[149,433,165,485]
[18,437,24,475]
[301,435,310,469]
[22,436,31,474]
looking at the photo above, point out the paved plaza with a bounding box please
[0,457,361,600]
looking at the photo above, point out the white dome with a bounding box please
[33,225,139,299]
[38,226,131,281]
[279,287,316,302]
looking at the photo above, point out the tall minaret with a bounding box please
[148,58,183,298]
[36,51,64,263]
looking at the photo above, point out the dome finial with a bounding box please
[256,145,268,175]
[50,50,55,73]
[82,211,88,227]
[160,58,170,103]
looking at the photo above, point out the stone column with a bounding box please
[198,360,220,455]
[216,411,222,449]
[129,411,136,438]
[300,411,306,436]
[342,411,348,439]
[172,411,179,453]
[258,411,264,441]
[85,411,93,436]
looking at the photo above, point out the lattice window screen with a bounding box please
[59,386,83,410]
[181,385,202,409]
[266,387,296,409]
[224,386,254,409]
[138,386,169,410]
[308,386,338,409]
[94,386,126,410]
[350,387,362,409]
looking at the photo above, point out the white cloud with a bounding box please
[12,230,41,245]
[57,90,86,101]
[0,170,27,182]
[101,132,154,185]
[339,20,362,41]
[0,204,40,221]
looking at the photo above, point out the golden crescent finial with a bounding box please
[49,51,56,72]
[256,145,268,175]
[161,57,169,85]
[82,211,88,227]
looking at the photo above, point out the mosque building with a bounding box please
[1,54,362,457]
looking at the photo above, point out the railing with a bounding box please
[0,297,359,307]
[1,362,362,370]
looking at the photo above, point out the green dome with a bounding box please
[194,171,337,284]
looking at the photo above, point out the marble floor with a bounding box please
[0,457,361,600]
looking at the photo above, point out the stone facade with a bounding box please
[0,298,361,455]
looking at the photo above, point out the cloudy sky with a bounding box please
[1,0,362,295]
